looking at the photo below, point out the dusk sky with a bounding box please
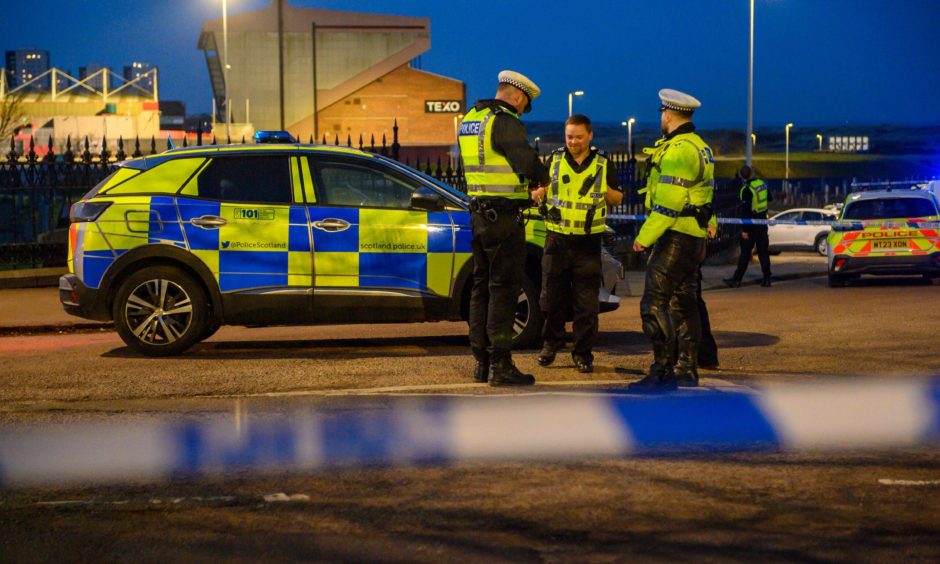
[4,0,939,127]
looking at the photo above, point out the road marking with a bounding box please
[263,493,310,502]
[878,478,940,486]
[200,378,753,399]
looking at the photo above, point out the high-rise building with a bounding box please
[123,62,155,94]
[5,48,51,90]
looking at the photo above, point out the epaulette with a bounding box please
[594,148,609,158]
[552,146,566,154]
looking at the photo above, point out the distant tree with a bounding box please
[0,92,26,143]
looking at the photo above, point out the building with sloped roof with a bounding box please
[198,2,465,152]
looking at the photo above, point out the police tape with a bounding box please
[606,214,940,229]
[1,378,938,487]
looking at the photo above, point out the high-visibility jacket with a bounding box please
[635,130,715,247]
[544,148,609,235]
[740,178,768,215]
[457,106,529,200]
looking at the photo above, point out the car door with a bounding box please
[305,154,456,304]
[176,154,311,294]
[797,211,826,247]
[769,211,801,246]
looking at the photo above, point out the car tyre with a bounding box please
[112,265,208,357]
[815,234,829,256]
[511,274,543,350]
[827,272,846,288]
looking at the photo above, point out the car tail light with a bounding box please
[834,258,847,271]
[69,201,112,223]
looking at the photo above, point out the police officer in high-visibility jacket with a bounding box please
[723,165,773,287]
[628,89,715,392]
[458,70,549,386]
[537,114,622,373]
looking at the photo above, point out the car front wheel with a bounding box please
[112,265,208,356]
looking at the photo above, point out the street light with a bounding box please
[745,0,755,167]
[785,122,794,180]
[621,118,636,153]
[221,0,230,141]
[751,133,756,146]
[568,90,584,117]
[816,133,823,152]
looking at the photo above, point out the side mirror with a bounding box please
[411,187,446,211]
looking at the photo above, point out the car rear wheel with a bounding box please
[112,266,208,356]
[815,234,829,256]
[511,274,543,350]
[827,272,847,288]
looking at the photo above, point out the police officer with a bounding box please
[724,166,773,287]
[537,114,622,373]
[628,89,715,392]
[458,70,549,386]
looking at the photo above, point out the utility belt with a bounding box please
[677,203,714,229]
[469,196,529,223]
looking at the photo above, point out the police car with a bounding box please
[60,141,624,356]
[826,187,940,287]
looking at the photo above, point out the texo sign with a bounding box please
[425,100,462,113]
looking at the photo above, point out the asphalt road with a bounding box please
[1,274,939,562]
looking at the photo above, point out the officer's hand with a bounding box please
[741,231,749,240]
[707,224,717,239]
[530,185,546,205]
[632,240,646,252]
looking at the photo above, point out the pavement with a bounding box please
[0,254,828,332]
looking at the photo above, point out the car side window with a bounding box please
[313,158,420,209]
[777,211,801,221]
[196,155,292,204]
[802,211,823,221]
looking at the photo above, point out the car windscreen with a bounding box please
[843,197,938,220]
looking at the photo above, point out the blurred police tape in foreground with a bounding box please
[607,214,940,230]
[1,378,938,487]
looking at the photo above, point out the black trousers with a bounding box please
[672,271,718,367]
[640,231,707,373]
[539,231,602,361]
[469,202,526,364]
[732,225,771,281]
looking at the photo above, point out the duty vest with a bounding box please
[545,149,608,235]
[457,106,529,200]
[740,179,768,215]
[635,131,715,247]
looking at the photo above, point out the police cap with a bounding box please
[658,89,701,114]
[498,70,541,113]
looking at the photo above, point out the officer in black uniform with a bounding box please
[724,165,773,287]
[537,114,622,373]
[458,71,549,386]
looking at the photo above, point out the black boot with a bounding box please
[572,353,593,373]
[473,361,489,383]
[488,358,535,387]
[722,277,740,288]
[537,344,558,367]
[628,343,676,393]
[760,277,772,287]
[674,350,699,388]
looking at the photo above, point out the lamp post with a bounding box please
[568,90,584,117]
[621,118,636,154]
[745,0,755,167]
[751,133,756,146]
[785,122,794,180]
[816,133,823,152]
[222,0,230,141]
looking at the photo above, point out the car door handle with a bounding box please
[312,219,351,232]
[190,215,227,228]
